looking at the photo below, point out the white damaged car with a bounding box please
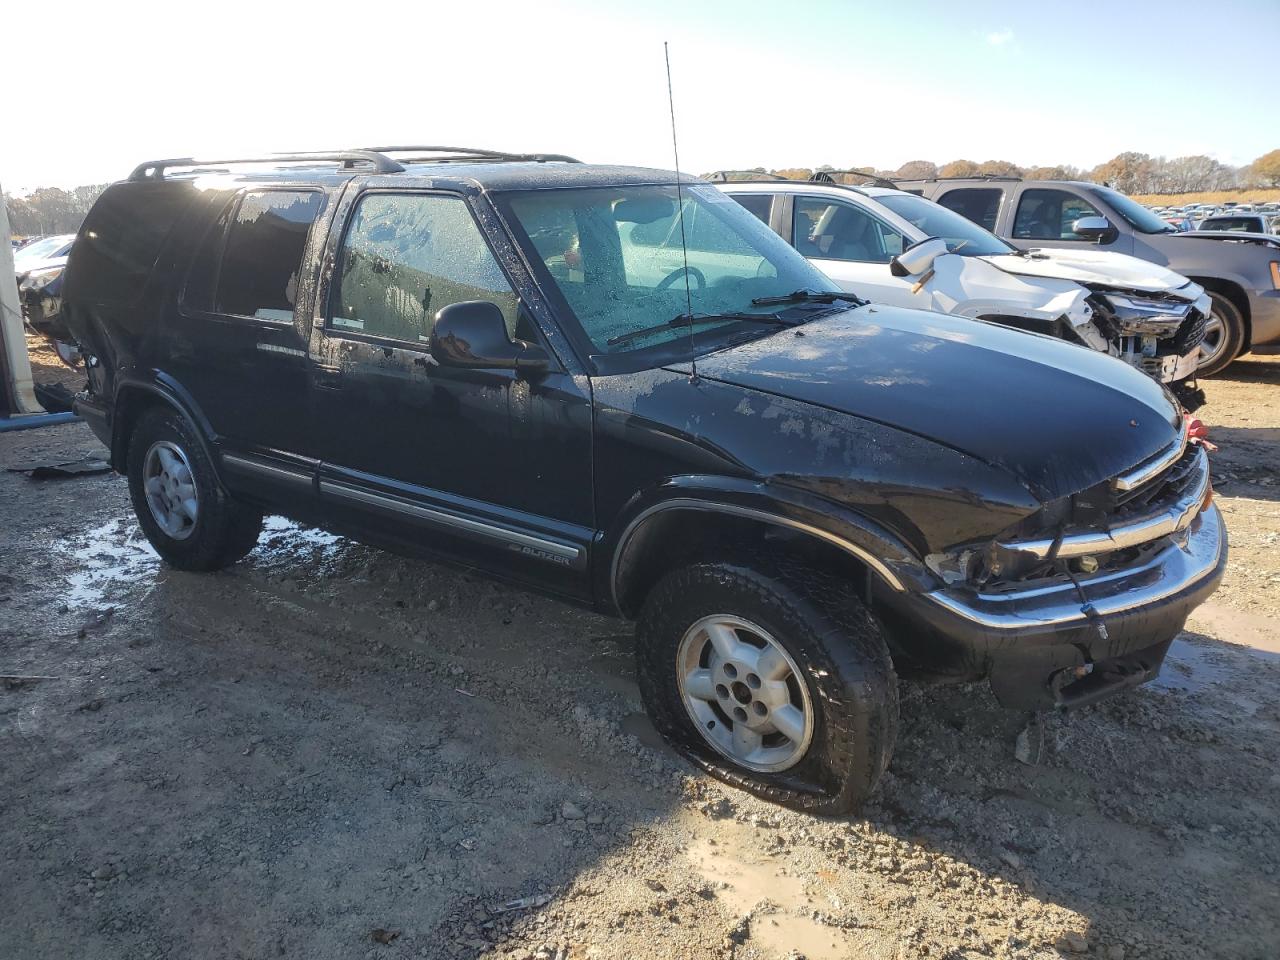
[715,175,1211,407]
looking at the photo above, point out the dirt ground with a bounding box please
[22,327,85,408]
[2,357,1278,960]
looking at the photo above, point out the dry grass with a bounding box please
[1130,188,1280,207]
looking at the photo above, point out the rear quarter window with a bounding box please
[935,188,1003,232]
[65,182,196,305]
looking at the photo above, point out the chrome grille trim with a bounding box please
[1113,422,1189,493]
[997,447,1209,561]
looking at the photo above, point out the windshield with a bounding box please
[1199,217,1262,233]
[1089,186,1175,234]
[501,183,837,360]
[14,236,71,267]
[875,193,1013,256]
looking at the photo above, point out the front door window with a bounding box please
[330,193,518,343]
[1013,189,1103,241]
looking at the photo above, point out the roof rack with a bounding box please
[703,171,791,183]
[128,150,405,181]
[810,170,899,190]
[366,145,581,164]
[894,174,1024,183]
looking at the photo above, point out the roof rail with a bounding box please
[810,170,899,190]
[895,174,1024,183]
[128,150,405,181]
[704,170,790,183]
[366,145,582,164]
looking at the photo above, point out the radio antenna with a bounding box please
[664,41,697,383]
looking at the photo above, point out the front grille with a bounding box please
[986,446,1209,589]
[1114,445,1201,514]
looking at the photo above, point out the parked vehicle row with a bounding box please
[12,232,80,366]
[713,173,1210,408]
[1196,212,1280,235]
[895,176,1280,376]
[54,149,1227,813]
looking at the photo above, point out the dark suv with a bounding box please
[896,176,1280,376]
[62,148,1226,814]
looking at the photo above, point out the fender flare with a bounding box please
[110,374,223,486]
[602,476,932,615]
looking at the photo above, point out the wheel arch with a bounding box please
[604,485,929,619]
[110,377,222,486]
[1188,277,1251,346]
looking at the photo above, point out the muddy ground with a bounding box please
[2,357,1278,960]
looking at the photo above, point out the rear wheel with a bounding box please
[637,558,898,815]
[1195,292,1246,377]
[126,407,263,571]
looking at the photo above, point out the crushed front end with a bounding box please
[891,422,1226,710]
[1083,286,1211,407]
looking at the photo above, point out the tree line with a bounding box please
[6,149,1280,239]
[5,185,109,237]
[716,149,1280,193]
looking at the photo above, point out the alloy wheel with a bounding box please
[1197,313,1225,371]
[142,441,199,540]
[676,615,814,772]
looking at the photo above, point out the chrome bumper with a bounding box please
[921,502,1226,630]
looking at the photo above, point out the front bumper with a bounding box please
[1247,288,1280,350]
[887,503,1227,709]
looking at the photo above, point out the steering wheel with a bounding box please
[656,266,706,292]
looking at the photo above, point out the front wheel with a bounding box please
[636,559,898,815]
[1195,292,1246,377]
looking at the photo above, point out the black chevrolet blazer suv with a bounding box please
[60,148,1227,814]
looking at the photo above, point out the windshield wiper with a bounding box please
[750,288,866,307]
[606,311,795,348]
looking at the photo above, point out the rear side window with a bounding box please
[936,188,1002,232]
[329,193,518,343]
[628,198,754,254]
[213,191,324,321]
[729,193,773,225]
[1013,189,1102,240]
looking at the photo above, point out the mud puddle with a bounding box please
[62,519,161,608]
[58,516,345,609]
[1156,603,1280,696]
[688,837,866,960]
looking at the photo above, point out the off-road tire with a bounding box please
[126,407,263,571]
[637,557,898,816]
[1197,292,1246,377]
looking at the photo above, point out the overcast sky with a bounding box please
[3,0,1277,192]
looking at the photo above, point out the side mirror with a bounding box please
[889,236,948,278]
[431,301,549,373]
[1072,216,1114,242]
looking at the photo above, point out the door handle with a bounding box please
[313,365,344,391]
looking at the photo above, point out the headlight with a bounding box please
[1103,292,1190,317]
[19,265,64,288]
[1270,261,1279,290]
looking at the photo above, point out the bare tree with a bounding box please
[938,159,981,178]
[895,160,938,180]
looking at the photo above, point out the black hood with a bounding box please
[691,305,1181,500]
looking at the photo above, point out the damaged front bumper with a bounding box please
[1091,290,1212,385]
[888,501,1226,710]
